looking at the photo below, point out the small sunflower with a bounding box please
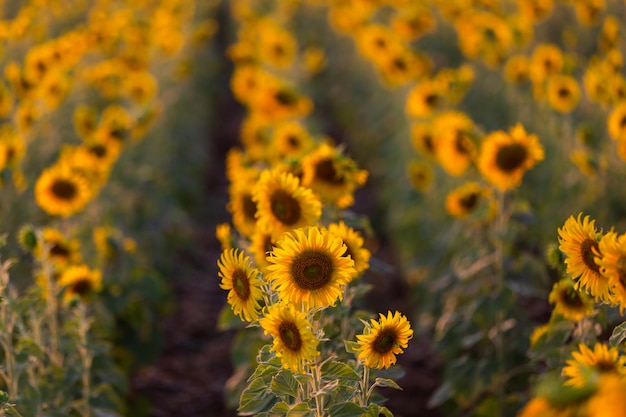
[34,227,82,268]
[327,221,371,279]
[596,231,626,314]
[270,121,315,162]
[445,182,496,220]
[529,43,563,84]
[558,213,608,301]
[253,168,322,239]
[432,111,477,177]
[35,165,92,217]
[259,302,320,373]
[548,278,595,322]
[477,124,544,191]
[228,179,259,238]
[563,343,626,388]
[585,372,626,417]
[406,160,434,192]
[405,78,446,118]
[546,74,581,113]
[410,121,438,160]
[215,223,233,251]
[218,248,263,322]
[504,54,530,84]
[58,264,102,304]
[356,310,414,369]
[265,226,355,309]
[249,227,276,272]
[607,102,626,141]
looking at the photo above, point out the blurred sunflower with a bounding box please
[607,102,626,141]
[585,372,626,417]
[405,78,446,118]
[0,82,13,117]
[328,221,371,279]
[390,5,436,42]
[270,121,315,162]
[266,226,355,309]
[259,302,319,373]
[477,124,544,191]
[300,143,368,209]
[529,43,563,85]
[215,223,233,251]
[218,248,263,322]
[356,310,413,369]
[256,20,297,70]
[35,227,82,268]
[406,160,434,192]
[504,54,530,84]
[518,0,554,22]
[410,121,438,160]
[432,110,476,176]
[563,343,626,388]
[546,74,581,113]
[548,278,595,321]
[228,179,259,238]
[35,165,92,217]
[445,182,496,220]
[249,226,276,272]
[73,105,98,140]
[58,264,102,304]
[558,213,608,301]
[573,0,605,26]
[596,231,626,314]
[254,169,321,239]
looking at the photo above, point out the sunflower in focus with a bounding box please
[300,143,368,209]
[327,221,371,279]
[259,302,319,373]
[356,310,413,369]
[58,264,102,304]
[477,124,544,191]
[445,182,496,220]
[266,226,355,309]
[548,278,595,322]
[546,74,581,113]
[563,343,626,389]
[558,213,608,301]
[35,165,92,217]
[254,168,321,239]
[596,231,626,314]
[218,248,263,322]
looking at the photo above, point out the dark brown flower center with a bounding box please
[494,143,528,172]
[454,132,471,155]
[72,278,92,296]
[392,57,407,71]
[51,179,78,201]
[314,158,344,185]
[291,250,334,290]
[286,135,300,148]
[232,269,250,300]
[619,115,626,129]
[561,286,584,308]
[580,238,600,274]
[270,190,301,225]
[558,87,571,98]
[242,193,257,222]
[275,90,296,106]
[424,93,439,107]
[89,144,107,158]
[373,329,396,354]
[279,321,302,351]
[49,243,70,259]
[460,192,479,210]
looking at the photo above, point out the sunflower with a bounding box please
[259,302,320,373]
[563,343,626,388]
[390,5,436,42]
[585,372,626,417]
[405,78,446,118]
[406,160,434,192]
[504,54,530,84]
[607,102,626,141]
[546,74,581,113]
[254,168,321,239]
[58,264,102,304]
[73,105,98,140]
[432,111,477,176]
[218,248,263,322]
[529,43,563,84]
[270,121,315,162]
[215,223,233,251]
[35,227,82,268]
[300,143,368,209]
[327,221,371,279]
[249,226,276,272]
[355,310,413,369]
[573,0,604,26]
[558,213,609,301]
[596,231,626,314]
[228,179,259,238]
[35,165,92,217]
[548,278,595,322]
[445,182,496,220]
[477,124,544,191]
[265,226,355,309]
[256,20,297,70]
[377,48,431,88]
[410,121,438,160]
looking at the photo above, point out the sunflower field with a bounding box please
[1,0,626,416]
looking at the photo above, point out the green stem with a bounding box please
[312,363,323,417]
[493,189,507,416]
[360,365,370,407]
[77,304,92,417]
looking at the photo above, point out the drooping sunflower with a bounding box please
[259,302,319,373]
[58,264,102,304]
[35,165,92,217]
[563,343,626,388]
[265,226,355,309]
[558,213,608,301]
[445,182,496,221]
[596,231,626,314]
[355,310,413,369]
[253,168,321,239]
[546,74,581,113]
[218,248,263,322]
[548,278,595,322]
[327,221,371,279]
[477,124,544,191]
[607,102,626,141]
[300,143,368,209]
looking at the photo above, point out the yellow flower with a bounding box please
[445,182,496,220]
[356,311,413,369]
[432,110,476,177]
[548,278,595,322]
[406,160,434,192]
[563,343,626,388]
[607,102,626,141]
[585,372,626,417]
[35,165,92,217]
[270,121,316,162]
[477,124,544,191]
[529,43,563,84]
[596,231,626,314]
[218,249,263,322]
[249,226,276,273]
[254,168,322,239]
[410,121,438,160]
[266,226,355,309]
[546,74,581,113]
[558,213,608,301]
[259,302,320,373]
[215,223,233,251]
[58,264,102,304]
[405,78,446,118]
[35,227,82,268]
[327,221,371,279]
[228,179,258,238]
[504,54,530,84]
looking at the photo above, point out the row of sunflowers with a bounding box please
[215,0,626,416]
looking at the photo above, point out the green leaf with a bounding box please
[271,370,300,400]
[345,341,361,354]
[327,402,368,417]
[321,361,361,381]
[610,321,626,347]
[271,401,291,413]
[238,377,275,415]
[372,378,402,390]
[286,402,314,417]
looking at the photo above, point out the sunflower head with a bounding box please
[58,264,102,305]
[548,278,595,322]
[563,343,626,389]
[356,310,413,369]
[218,248,263,322]
[35,164,93,217]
